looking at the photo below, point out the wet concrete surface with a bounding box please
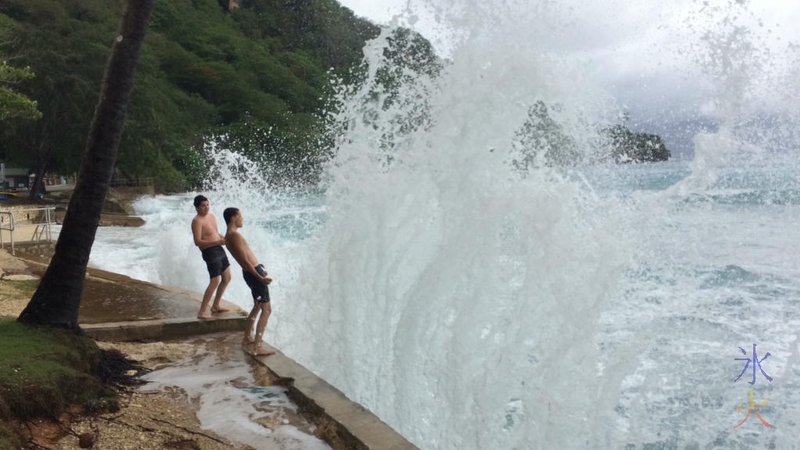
[19,252,244,325]
[141,332,331,450]
[79,276,202,324]
[13,251,417,450]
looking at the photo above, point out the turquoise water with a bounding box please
[590,160,800,449]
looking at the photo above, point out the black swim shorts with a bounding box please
[201,245,230,279]
[243,264,270,304]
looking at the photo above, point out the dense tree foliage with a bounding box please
[1,0,668,190]
[0,14,41,122]
[0,61,41,121]
[0,0,380,190]
[366,28,443,157]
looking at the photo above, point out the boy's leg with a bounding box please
[211,266,232,313]
[198,276,221,319]
[243,303,259,350]
[252,302,275,356]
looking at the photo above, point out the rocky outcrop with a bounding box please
[50,186,148,227]
[98,214,145,227]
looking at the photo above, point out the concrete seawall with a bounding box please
[16,251,418,450]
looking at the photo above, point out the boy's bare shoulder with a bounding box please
[192,214,210,225]
[225,231,243,245]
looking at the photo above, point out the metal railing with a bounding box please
[0,206,56,255]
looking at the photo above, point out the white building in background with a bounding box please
[0,163,31,190]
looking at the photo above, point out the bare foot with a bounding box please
[252,347,276,356]
[211,307,230,314]
[197,313,213,320]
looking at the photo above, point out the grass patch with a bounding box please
[0,412,18,449]
[0,317,120,445]
[2,279,39,298]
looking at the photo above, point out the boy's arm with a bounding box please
[210,216,225,240]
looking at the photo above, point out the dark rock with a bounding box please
[78,432,95,448]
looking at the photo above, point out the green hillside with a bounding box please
[0,0,380,190]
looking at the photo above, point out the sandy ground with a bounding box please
[0,247,36,316]
[0,249,244,449]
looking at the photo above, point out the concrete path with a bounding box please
[17,252,248,340]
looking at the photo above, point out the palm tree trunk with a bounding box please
[28,160,47,202]
[18,0,154,329]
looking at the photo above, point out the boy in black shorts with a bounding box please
[191,195,231,319]
[223,207,275,356]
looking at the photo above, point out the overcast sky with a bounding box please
[337,0,800,157]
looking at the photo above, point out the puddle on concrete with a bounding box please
[140,333,330,450]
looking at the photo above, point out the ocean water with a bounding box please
[89,0,800,448]
[89,157,800,449]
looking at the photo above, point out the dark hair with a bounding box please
[193,195,208,208]
[223,207,239,225]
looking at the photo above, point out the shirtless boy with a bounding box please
[191,195,231,319]
[223,207,275,356]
